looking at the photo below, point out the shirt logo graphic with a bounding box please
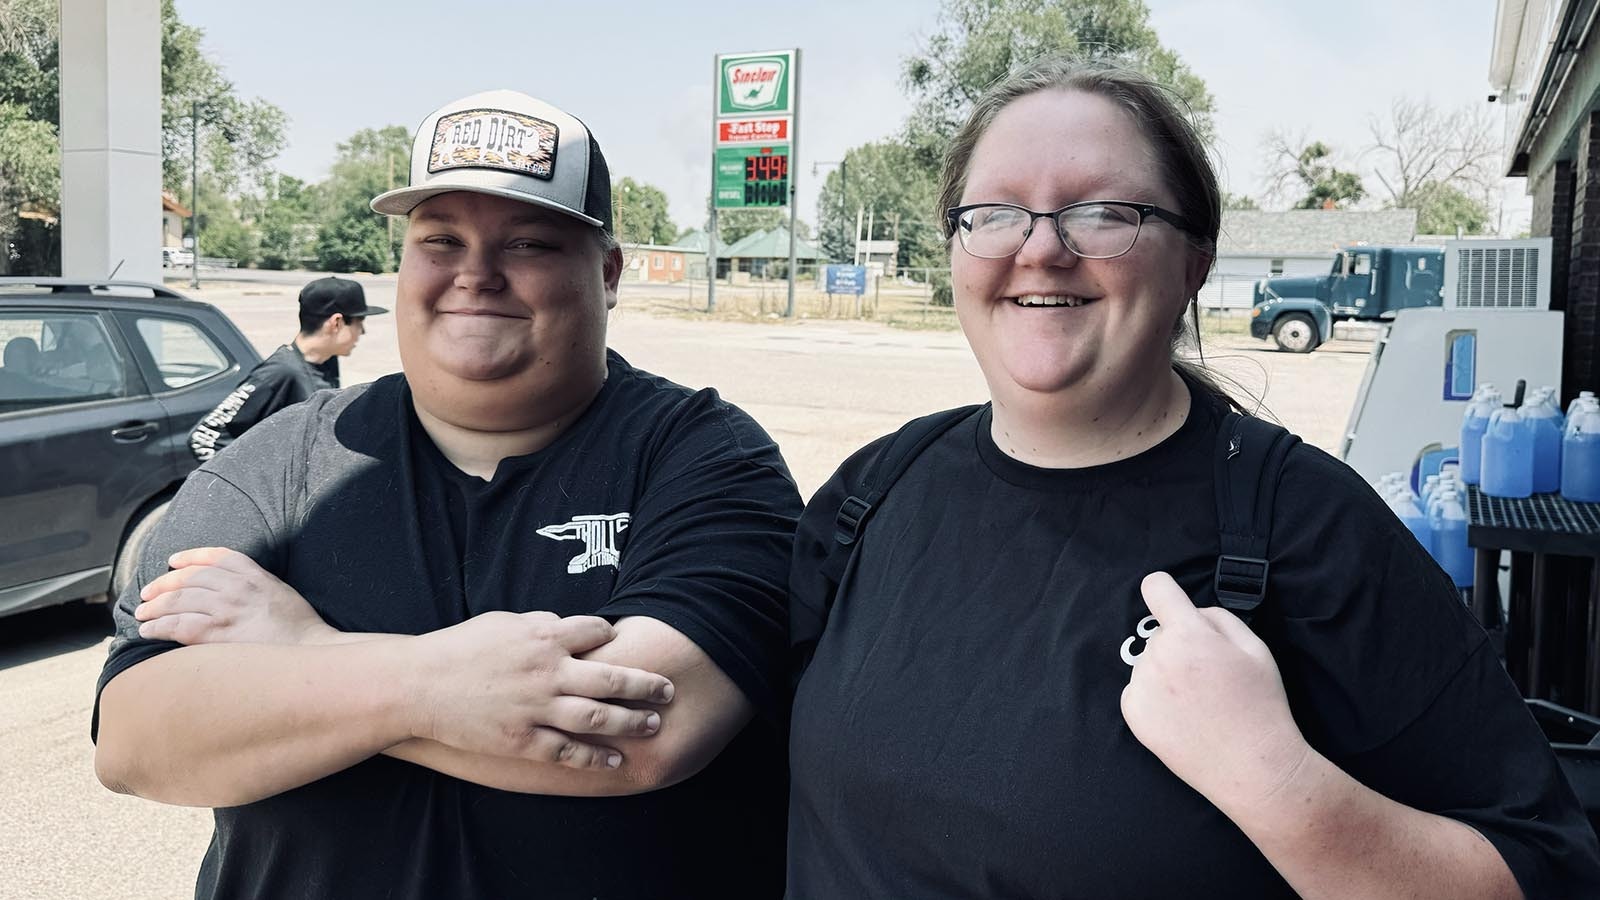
[537,513,631,574]
[189,382,257,461]
[1119,614,1161,667]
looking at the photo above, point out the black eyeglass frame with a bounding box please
[945,200,1201,260]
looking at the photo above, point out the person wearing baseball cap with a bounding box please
[97,90,798,899]
[188,276,386,461]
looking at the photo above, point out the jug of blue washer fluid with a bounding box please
[1568,387,1593,425]
[1562,404,1600,502]
[1439,463,1462,494]
[1460,386,1501,485]
[1428,490,1473,588]
[1567,397,1600,440]
[1420,474,1441,509]
[1481,404,1534,499]
[1394,492,1432,553]
[1537,387,1564,420]
[1522,397,1563,493]
[1568,390,1597,423]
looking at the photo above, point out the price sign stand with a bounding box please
[709,49,801,317]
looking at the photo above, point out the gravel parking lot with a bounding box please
[0,276,1373,899]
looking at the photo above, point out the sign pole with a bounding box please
[707,55,719,313]
[713,49,798,314]
[785,49,801,319]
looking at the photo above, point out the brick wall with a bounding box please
[1568,115,1600,399]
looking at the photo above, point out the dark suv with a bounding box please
[0,279,260,619]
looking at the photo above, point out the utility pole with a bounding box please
[891,212,900,279]
[190,102,200,290]
[387,151,396,269]
[862,207,875,270]
[853,205,864,266]
[813,159,848,262]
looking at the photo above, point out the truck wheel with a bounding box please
[1272,313,1319,353]
[107,499,171,620]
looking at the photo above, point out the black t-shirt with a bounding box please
[787,378,1600,899]
[189,342,340,462]
[98,350,801,900]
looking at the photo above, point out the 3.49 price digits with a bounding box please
[744,154,788,181]
[739,153,788,206]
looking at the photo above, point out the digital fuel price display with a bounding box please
[742,152,789,205]
[714,144,790,209]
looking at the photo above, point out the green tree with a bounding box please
[316,125,410,272]
[315,211,389,274]
[713,207,810,247]
[0,0,57,274]
[0,0,57,122]
[900,0,1214,168]
[192,177,258,266]
[1222,192,1259,210]
[1265,137,1365,210]
[256,174,319,269]
[160,0,286,198]
[612,177,678,246]
[815,140,942,269]
[1411,181,1490,236]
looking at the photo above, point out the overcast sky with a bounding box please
[173,0,1523,234]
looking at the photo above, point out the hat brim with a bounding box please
[351,305,388,317]
[370,184,603,228]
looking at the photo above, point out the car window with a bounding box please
[135,316,229,390]
[0,312,129,414]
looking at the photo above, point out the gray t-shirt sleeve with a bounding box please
[93,427,294,741]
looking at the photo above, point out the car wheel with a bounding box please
[108,499,171,618]
[1272,313,1319,353]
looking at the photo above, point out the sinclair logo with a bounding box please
[723,57,788,111]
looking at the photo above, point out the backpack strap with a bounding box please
[820,405,985,587]
[1213,411,1300,624]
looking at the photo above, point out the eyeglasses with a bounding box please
[946,201,1199,260]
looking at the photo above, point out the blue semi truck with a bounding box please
[1249,244,1445,352]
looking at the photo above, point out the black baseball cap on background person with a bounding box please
[299,277,388,320]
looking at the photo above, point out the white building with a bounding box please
[1201,208,1420,310]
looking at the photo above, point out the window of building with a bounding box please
[1269,258,1285,276]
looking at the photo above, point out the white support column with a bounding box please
[59,0,162,284]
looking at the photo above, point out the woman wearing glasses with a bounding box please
[786,56,1600,898]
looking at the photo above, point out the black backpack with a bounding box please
[797,410,1600,836]
[794,405,1300,669]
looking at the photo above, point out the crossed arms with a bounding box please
[94,548,752,808]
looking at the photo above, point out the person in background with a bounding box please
[189,276,383,461]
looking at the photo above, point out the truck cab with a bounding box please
[1249,245,1445,352]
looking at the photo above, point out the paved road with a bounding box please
[0,276,1370,899]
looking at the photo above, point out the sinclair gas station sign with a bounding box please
[713,50,798,209]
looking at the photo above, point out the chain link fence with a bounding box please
[625,263,1257,333]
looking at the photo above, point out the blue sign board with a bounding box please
[824,265,867,295]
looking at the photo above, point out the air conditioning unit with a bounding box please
[1442,237,1552,311]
